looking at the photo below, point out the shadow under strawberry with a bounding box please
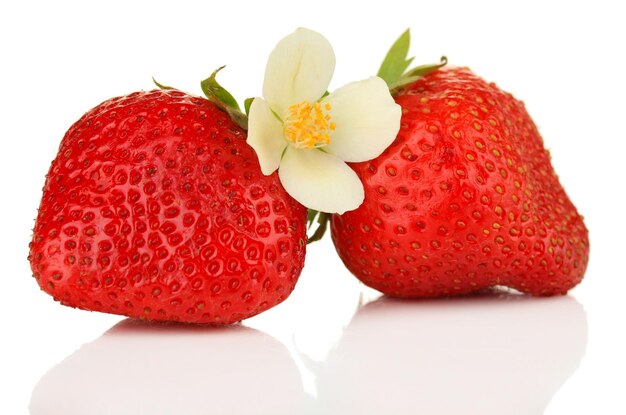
[30,319,312,414]
[312,291,587,414]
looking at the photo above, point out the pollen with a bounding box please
[284,101,335,149]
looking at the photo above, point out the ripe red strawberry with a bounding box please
[331,67,589,297]
[29,89,307,324]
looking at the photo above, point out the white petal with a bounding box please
[263,28,336,117]
[323,76,401,162]
[247,98,287,175]
[278,148,364,214]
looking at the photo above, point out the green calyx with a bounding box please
[201,66,250,130]
[377,29,414,87]
[152,68,253,131]
[244,97,254,116]
[377,29,447,95]
[152,77,175,90]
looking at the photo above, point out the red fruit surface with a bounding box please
[29,90,307,324]
[331,67,589,297]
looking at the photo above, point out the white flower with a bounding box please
[247,28,401,214]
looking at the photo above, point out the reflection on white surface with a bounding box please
[314,291,587,415]
[30,320,311,415]
[30,292,587,415]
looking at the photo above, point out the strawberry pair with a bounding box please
[28,30,589,324]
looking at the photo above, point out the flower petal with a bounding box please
[263,28,336,117]
[247,98,287,175]
[323,76,401,162]
[278,148,364,214]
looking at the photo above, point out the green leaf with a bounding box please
[405,56,448,78]
[389,56,448,95]
[388,75,421,92]
[200,66,248,130]
[201,66,241,111]
[244,97,254,116]
[377,29,414,87]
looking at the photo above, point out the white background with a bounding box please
[1,0,624,413]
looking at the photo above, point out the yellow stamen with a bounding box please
[284,101,334,149]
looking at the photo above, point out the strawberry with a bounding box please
[28,88,307,324]
[330,66,589,297]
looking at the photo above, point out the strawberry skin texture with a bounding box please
[29,90,307,324]
[331,67,589,297]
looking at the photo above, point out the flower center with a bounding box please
[283,101,336,149]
